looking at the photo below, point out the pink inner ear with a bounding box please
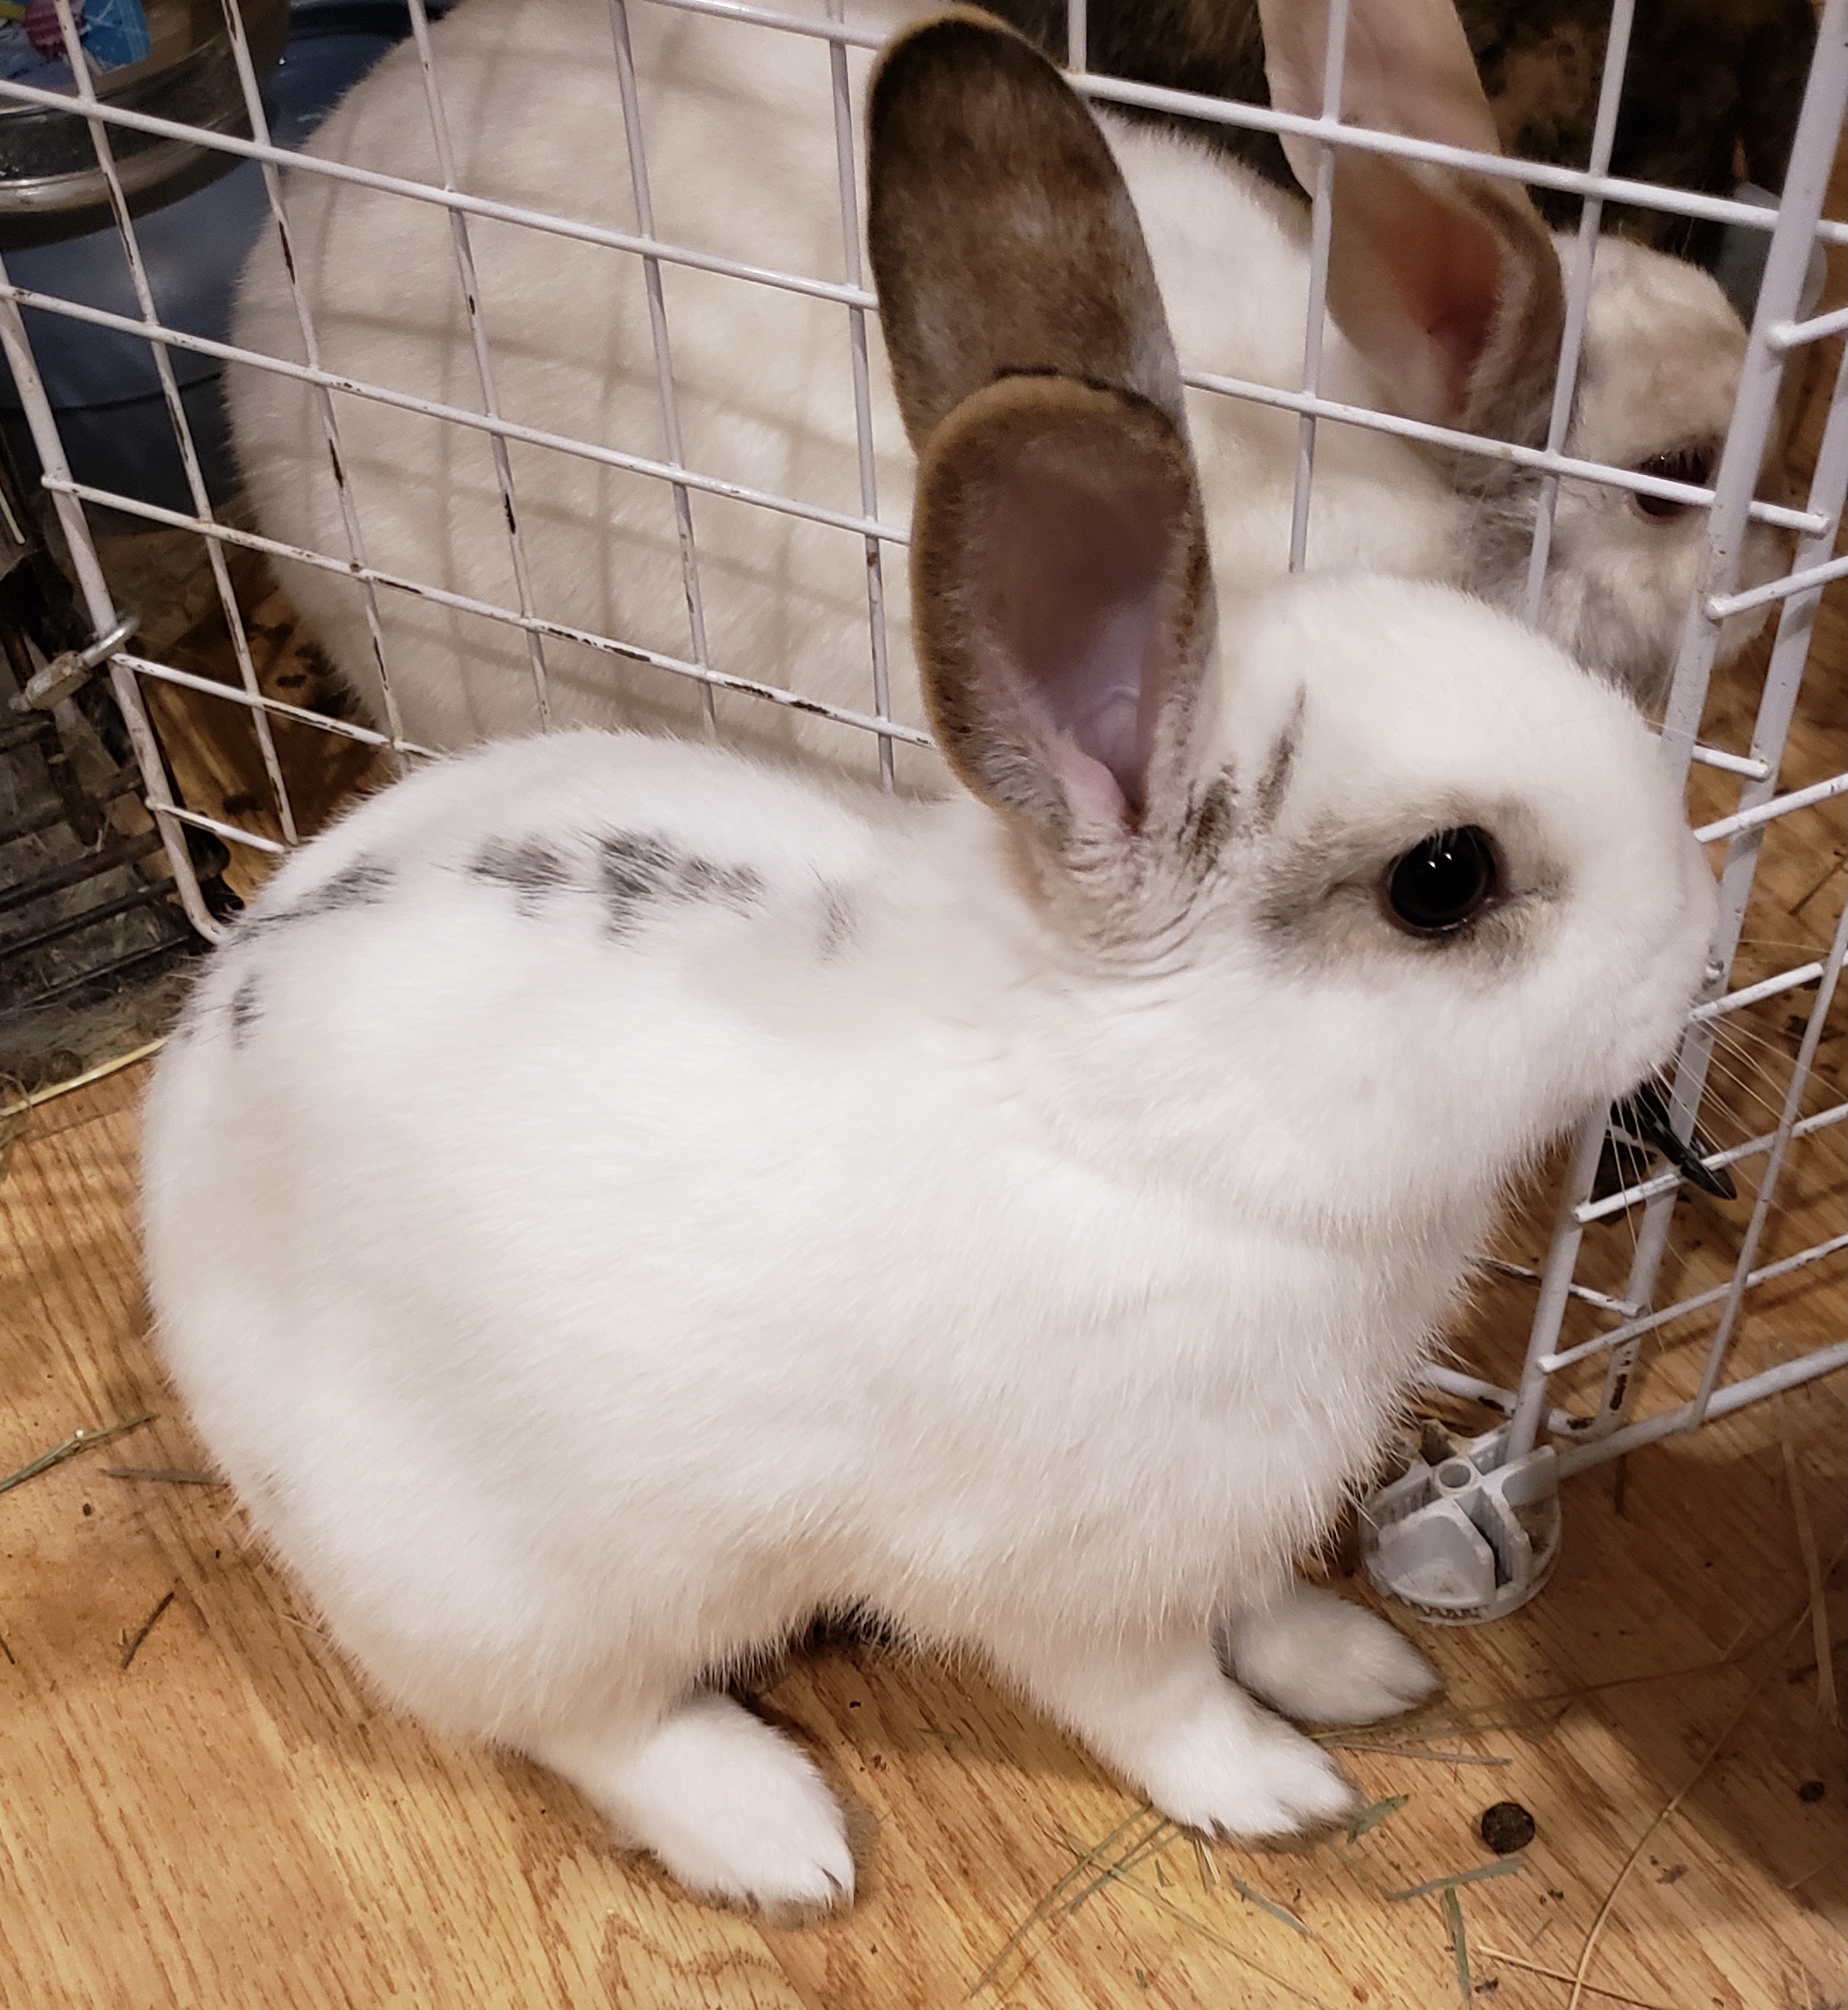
[1333,157,1514,427]
[987,466,1174,822]
[1409,202,1509,422]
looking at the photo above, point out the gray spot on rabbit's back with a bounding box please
[470,837,577,916]
[301,857,395,916]
[675,853,765,910]
[817,889,859,959]
[240,856,395,938]
[228,974,262,1049]
[596,832,763,937]
[465,830,761,933]
[597,831,677,923]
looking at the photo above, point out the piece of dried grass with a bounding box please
[1781,1439,1839,1723]
[1229,1873,1316,1939]
[1345,1793,1410,1841]
[101,1466,225,1487]
[0,1413,156,1498]
[1066,1851,1337,2010]
[1441,1886,1473,2004]
[1477,1946,1679,2010]
[967,1803,1157,1996]
[1385,1858,1527,1903]
[1323,1742,1511,1767]
[119,1587,176,1672]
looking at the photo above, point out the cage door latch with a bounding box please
[9,613,138,715]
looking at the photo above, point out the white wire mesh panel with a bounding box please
[1,0,1841,1603]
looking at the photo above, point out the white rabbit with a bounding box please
[149,15,1718,1913]
[227,0,1778,790]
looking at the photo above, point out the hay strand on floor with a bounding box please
[1346,1794,1410,1841]
[1384,1857,1527,1903]
[1343,1800,1415,1841]
[1566,1562,1848,2009]
[1441,1886,1473,2004]
[101,1466,225,1486]
[1478,1947,1680,2010]
[119,1587,176,1672]
[0,1413,155,1498]
[0,1040,167,1122]
[1781,1438,1839,1722]
[1565,1684,1760,2010]
[1077,1857,1337,2010]
[1228,1874,1316,1939]
[1323,1742,1510,1767]
[967,1803,1156,1996]
[1064,1818,1177,1915]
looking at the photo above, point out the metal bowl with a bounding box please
[0,0,290,246]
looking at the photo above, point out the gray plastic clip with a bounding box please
[1362,1423,1561,1625]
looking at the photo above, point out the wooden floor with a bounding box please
[0,1061,1842,2010]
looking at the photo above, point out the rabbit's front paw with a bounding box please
[1001,1632,1357,1842]
[1137,1689,1357,1840]
[1222,1582,1440,1726]
[534,1693,855,1915]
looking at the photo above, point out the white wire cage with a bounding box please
[1,0,1842,1619]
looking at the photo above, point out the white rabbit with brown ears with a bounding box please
[228,0,1778,786]
[150,15,1719,1913]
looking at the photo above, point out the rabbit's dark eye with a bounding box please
[1631,444,1715,521]
[1381,827,1499,936]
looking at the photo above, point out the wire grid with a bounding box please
[1,0,1844,1493]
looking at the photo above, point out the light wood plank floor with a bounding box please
[0,1059,1842,2010]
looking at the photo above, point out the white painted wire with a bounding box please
[46,0,301,849]
[4,284,902,539]
[67,490,933,757]
[403,0,555,725]
[5,279,1823,537]
[1584,331,1848,1410]
[608,0,717,733]
[1519,0,1636,624]
[1501,0,1848,1465]
[0,257,218,936]
[1286,0,1349,574]
[3,0,1840,1473]
[216,0,409,760]
[825,0,895,786]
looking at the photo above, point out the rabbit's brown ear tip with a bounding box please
[870,8,1045,108]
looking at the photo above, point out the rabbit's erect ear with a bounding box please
[1259,0,1564,445]
[909,374,1213,838]
[869,12,1211,839]
[867,9,1187,448]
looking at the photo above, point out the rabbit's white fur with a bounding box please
[143,573,1715,1909]
[229,0,1770,787]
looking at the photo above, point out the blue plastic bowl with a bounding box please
[1,1,440,516]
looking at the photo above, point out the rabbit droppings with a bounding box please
[226,0,1779,785]
[147,17,1719,1916]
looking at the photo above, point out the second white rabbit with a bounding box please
[229,0,1778,783]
